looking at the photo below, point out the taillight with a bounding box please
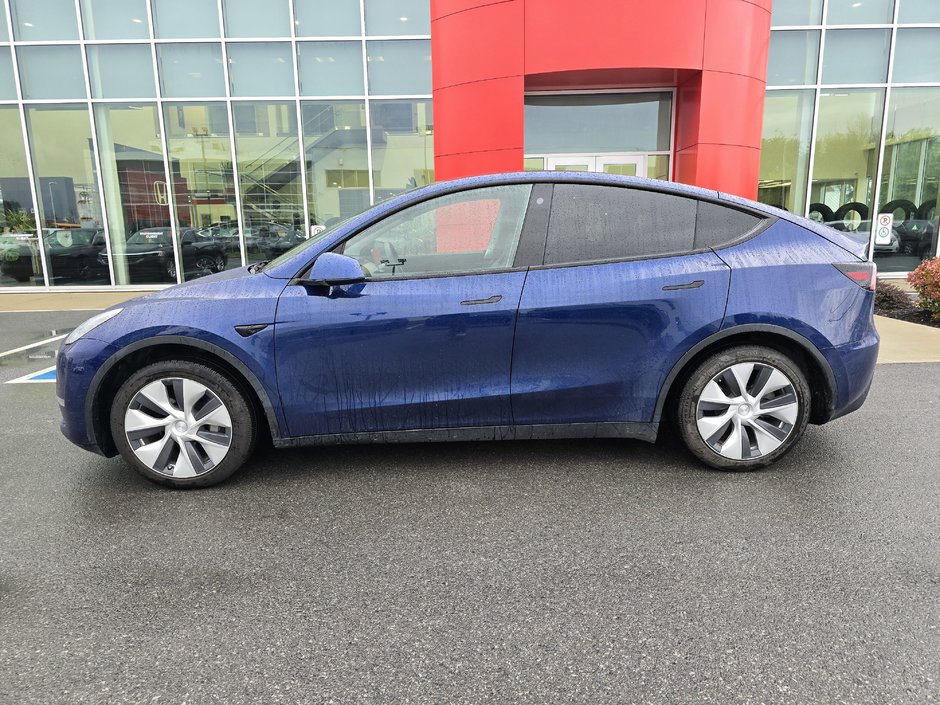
[834,262,876,291]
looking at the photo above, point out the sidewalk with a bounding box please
[0,292,938,364]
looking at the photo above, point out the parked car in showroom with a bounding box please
[43,228,108,282]
[58,173,879,488]
[893,219,936,259]
[97,227,227,282]
[825,218,900,254]
[0,232,38,282]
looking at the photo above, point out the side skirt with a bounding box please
[273,421,659,448]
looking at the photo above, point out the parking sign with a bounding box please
[875,213,893,245]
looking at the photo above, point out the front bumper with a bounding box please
[57,337,119,456]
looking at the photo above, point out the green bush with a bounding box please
[908,257,940,321]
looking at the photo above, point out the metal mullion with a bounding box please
[360,0,375,205]
[217,0,247,266]
[802,0,829,219]
[867,0,900,262]
[288,0,311,236]
[5,0,51,290]
[75,0,118,288]
[144,0,182,283]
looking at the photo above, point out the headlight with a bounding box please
[64,308,123,345]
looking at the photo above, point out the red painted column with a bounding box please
[430,0,526,181]
[430,0,772,198]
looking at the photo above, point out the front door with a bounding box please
[543,154,646,177]
[274,183,538,438]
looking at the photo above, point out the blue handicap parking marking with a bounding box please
[6,365,57,384]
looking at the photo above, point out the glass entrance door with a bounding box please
[543,154,646,175]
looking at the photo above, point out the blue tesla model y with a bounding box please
[57,173,879,487]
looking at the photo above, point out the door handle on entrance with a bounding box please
[662,280,704,291]
[460,294,502,306]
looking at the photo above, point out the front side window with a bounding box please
[340,185,533,279]
[544,184,697,265]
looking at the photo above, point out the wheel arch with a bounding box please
[654,325,838,427]
[86,336,282,457]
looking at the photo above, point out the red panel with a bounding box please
[435,198,500,251]
[436,149,523,182]
[703,0,771,78]
[431,0,510,19]
[688,143,762,198]
[523,0,707,76]
[675,74,702,152]
[674,146,699,189]
[525,68,683,91]
[432,0,523,89]
[433,76,523,157]
[431,0,771,198]
[695,71,767,148]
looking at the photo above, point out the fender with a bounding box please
[652,324,838,423]
[85,335,284,451]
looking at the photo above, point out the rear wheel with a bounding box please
[110,360,258,488]
[675,346,810,471]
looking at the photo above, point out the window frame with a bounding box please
[532,182,773,270]
[322,184,547,282]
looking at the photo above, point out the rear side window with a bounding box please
[544,184,697,265]
[694,200,764,249]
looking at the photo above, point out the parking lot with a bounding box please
[0,308,938,704]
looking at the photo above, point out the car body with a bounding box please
[97,227,227,282]
[58,172,879,488]
[893,219,937,259]
[0,228,108,283]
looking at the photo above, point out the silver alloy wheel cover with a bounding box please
[695,362,799,461]
[124,377,233,478]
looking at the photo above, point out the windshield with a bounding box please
[261,217,353,271]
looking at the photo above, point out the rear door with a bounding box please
[510,184,747,426]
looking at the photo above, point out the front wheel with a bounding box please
[675,346,811,471]
[110,360,258,488]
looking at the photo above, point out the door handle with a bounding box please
[662,280,704,291]
[460,294,502,305]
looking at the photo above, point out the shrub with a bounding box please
[874,281,914,312]
[908,257,940,320]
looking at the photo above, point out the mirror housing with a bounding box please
[298,252,366,287]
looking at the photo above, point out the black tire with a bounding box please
[833,201,870,222]
[880,199,917,222]
[110,360,258,488]
[917,199,936,221]
[808,202,835,223]
[675,345,811,472]
[193,254,216,275]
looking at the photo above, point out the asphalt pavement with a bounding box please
[0,311,937,704]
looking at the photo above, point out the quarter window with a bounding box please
[340,185,533,279]
[694,201,764,249]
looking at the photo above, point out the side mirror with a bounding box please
[300,252,366,287]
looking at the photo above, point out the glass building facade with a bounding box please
[2,0,939,289]
[761,0,940,274]
[0,0,432,287]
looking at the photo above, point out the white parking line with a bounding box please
[6,365,57,384]
[0,334,67,359]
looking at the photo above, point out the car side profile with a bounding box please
[57,173,879,488]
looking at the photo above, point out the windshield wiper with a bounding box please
[247,260,270,274]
